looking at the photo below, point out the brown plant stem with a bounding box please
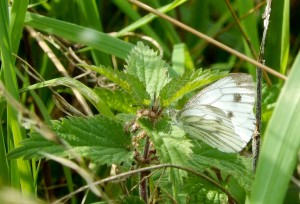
[139,135,151,202]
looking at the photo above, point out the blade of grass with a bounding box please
[0,0,34,193]
[63,166,76,204]
[112,0,172,55]
[264,0,289,81]
[0,101,9,186]
[24,12,134,59]
[251,51,300,203]
[191,1,231,56]
[10,0,29,54]
[23,77,115,118]
[113,0,187,56]
[171,43,194,77]
[236,0,260,76]
[146,1,182,43]
[76,0,112,66]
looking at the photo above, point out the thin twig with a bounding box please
[148,168,167,203]
[26,27,93,116]
[225,0,259,60]
[253,0,272,172]
[216,1,266,37]
[140,135,151,202]
[291,176,300,188]
[224,0,272,86]
[193,1,266,55]
[53,163,238,204]
[128,0,287,81]
[15,54,85,117]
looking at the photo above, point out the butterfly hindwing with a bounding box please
[177,105,247,152]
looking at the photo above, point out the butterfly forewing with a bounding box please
[176,73,255,153]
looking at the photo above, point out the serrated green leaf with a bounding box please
[94,88,137,113]
[183,175,228,204]
[8,115,132,165]
[160,69,227,107]
[154,133,192,197]
[125,42,170,100]
[115,113,136,125]
[189,142,253,192]
[152,133,193,175]
[138,119,193,184]
[80,64,131,92]
[81,64,151,105]
[125,74,151,105]
[140,120,193,200]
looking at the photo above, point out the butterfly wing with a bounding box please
[177,105,247,152]
[177,73,255,152]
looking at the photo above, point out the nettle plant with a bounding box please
[9,42,253,203]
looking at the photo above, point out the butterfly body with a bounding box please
[176,73,256,153]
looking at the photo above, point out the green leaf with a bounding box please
[236,0,260,76]
[94,88,137,113]
[25,12,133,59]
[22,77,114,118]
[171,43,195,77]
[125,74,151,105]
[190,142,253,192]
[261,83,281,132]
[80,64,131,92]
[264,0,289,79]
[81,64,151,105]
[8,115,132,165]
[125,42,170,100]
[160,69,227,107]
[138,119,193,182]
[0,0,35,193]
[120,195,145,204]
[183,175,228,204]
[140,119,193,200]
[152,134,193,177]
[113,0,188,57]
[251,51,300,203]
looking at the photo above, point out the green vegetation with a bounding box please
[0,0,299,203]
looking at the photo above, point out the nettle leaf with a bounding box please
[80,64,131,92]
[8,115,132,165]
[189,142,253,191]
[183,175,228,204]
[125,74,151,105]
[94,87,137,113]
[125,42,170,100]
[140,119,193,183]
[160,69,227,107]
[81,63,151,105]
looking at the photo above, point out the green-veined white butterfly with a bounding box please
[176,73,256,153]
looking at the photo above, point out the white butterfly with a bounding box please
[176,73,256,153]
